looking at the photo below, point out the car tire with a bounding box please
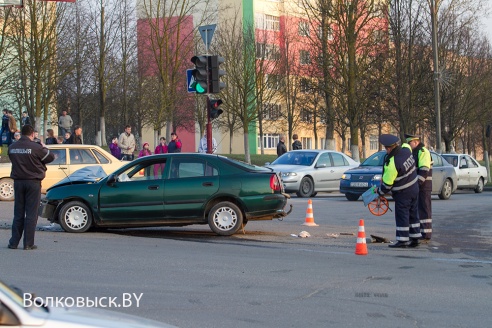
[296,177,314,198]
[438,179,453,200]
[0,178,14,201]
[208,201,243,236]
[345,193,359,201]
[59,201,93,233]
[474,178,484,193]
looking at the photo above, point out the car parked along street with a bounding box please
[265,150,359,197]
[440,153,488,193]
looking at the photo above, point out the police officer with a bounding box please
[405,134,432,241]
[7,125,55,250]
[377,134,421,248]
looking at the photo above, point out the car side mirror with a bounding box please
[107,174,116,185]
[316,163,327,168]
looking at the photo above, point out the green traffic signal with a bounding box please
[191,55,209,94]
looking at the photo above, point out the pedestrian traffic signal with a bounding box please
[190,55,209,94]
[209,99,223,120]
[208,55,226,94]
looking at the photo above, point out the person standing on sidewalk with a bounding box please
[118,125,136,160]
[7,125,55,250]
[58,110,73,137]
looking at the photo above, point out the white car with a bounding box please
[441,153,488,193]
[266,150,360,197]
[0,280,175,328]
[0,144,126,201]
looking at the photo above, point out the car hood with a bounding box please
[344,165,383,174]
[37,306,176,328]
[49,166,107,190]
[265,164,310,172]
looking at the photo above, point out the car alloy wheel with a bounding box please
[208,201,243,236]
[59,201,93,233]
[0,178,14,201]
[438,179,453,200]
[296,177,314,198]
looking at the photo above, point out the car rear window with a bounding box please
[218,156,271,172]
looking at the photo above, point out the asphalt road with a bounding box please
[1,190,491,328]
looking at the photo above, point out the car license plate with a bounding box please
[350,182,368,187]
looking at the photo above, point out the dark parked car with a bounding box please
[339,151,457,201]
[39,154,292,236]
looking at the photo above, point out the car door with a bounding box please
[465,155,479,187]
[98,159,165,223]
[42,148,70,192]
[329,153,353,190]
[310,152,332,190]
[457,155,472,187]
[163,157,219,219]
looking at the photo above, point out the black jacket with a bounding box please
[292,140,302,150]
[277,141,287,157]
[67,134,82,144]
[8,136,55,180]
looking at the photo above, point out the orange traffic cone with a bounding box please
[302,199,318,226]
[355,219,368,255]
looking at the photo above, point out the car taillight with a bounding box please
[270,174,282,191]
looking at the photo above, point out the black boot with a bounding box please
[408,239,420,248]
[388,241,408,248]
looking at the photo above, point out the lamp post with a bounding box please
[430,0,442,153]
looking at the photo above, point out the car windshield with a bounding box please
[361,152,386,166]
[271,152,317,166]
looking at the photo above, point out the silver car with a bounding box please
[266,150,359,197]
[441,153,488,193]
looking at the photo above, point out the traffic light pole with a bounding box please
[206,96,213,154]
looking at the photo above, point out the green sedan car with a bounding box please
[39,153,292,236]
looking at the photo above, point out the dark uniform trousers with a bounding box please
[393,184,421,242]
[419,186,432,239]
[9,180,42,248]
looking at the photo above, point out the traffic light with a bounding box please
[209,99,223,119]
[190,55,209,94]
[208,55,226,94]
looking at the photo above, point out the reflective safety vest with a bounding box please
[380,143,418,194]
[413,144,433,190]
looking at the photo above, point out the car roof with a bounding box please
[47,144,105,149]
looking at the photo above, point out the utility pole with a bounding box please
[430,0,442,153]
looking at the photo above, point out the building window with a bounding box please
[300,50,311,65]
[301,137,312,149]
[370,135,378,150]
[317,25,334,41]
[298,21,310,37]
[258,134,280,149]
[264,15,280,31]
[300,108,312,123]
[266,74,283,90]
[261,103,281,120]
[300,78,311,93]
[256,43,280,60]
[255,14,280,31]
